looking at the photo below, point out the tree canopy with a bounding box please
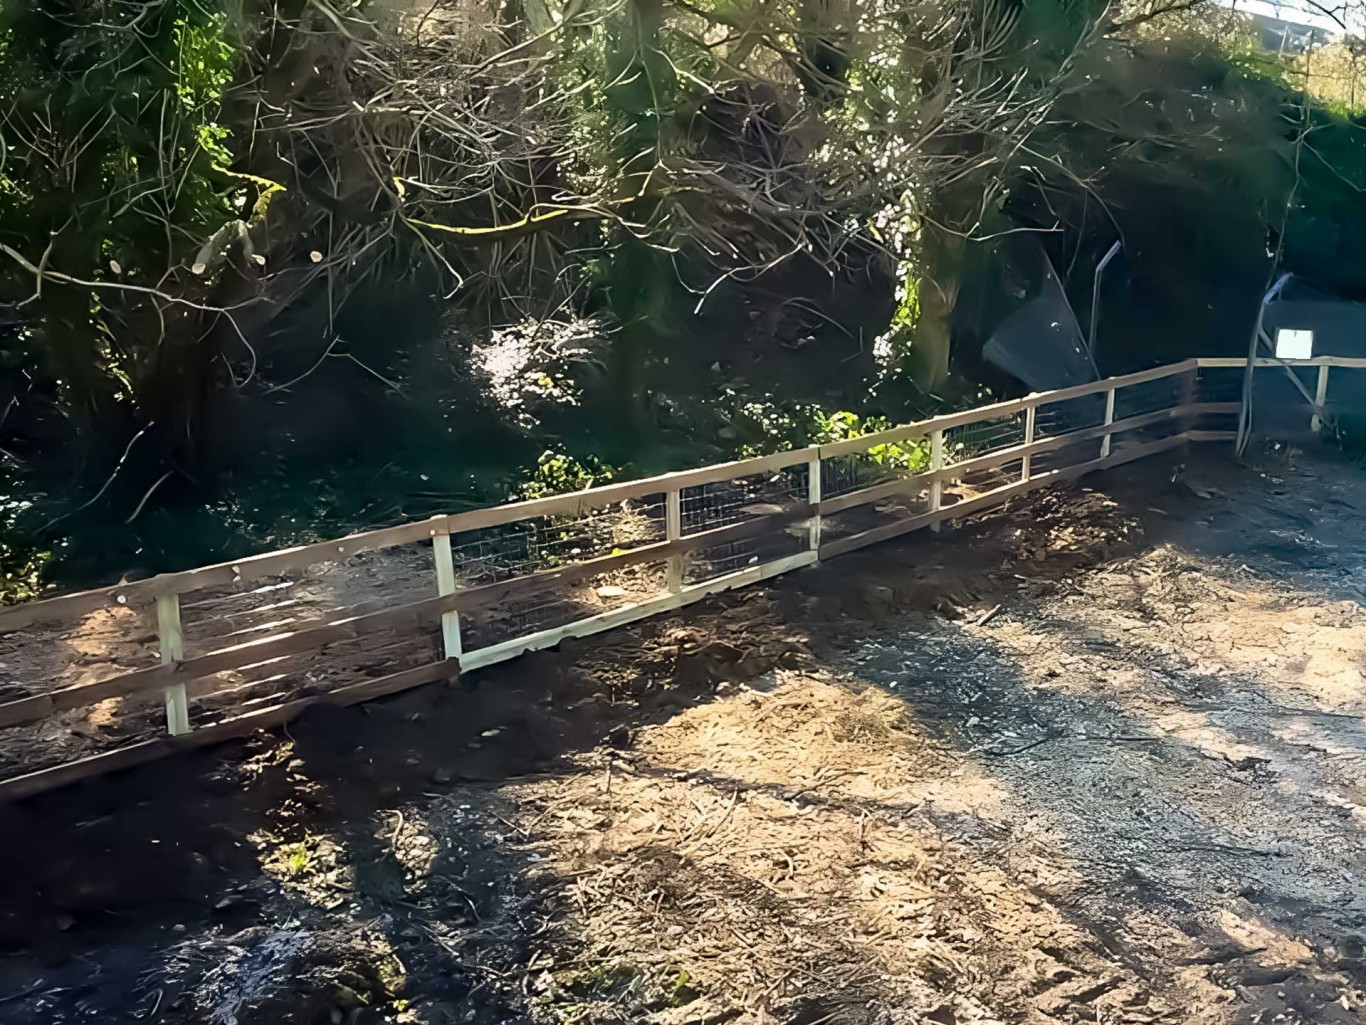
[2,0,1365,589]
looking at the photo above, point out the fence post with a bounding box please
[156,594,190,737]
[929,428,945,532]
[1178,366,1198,442]
[431,530,463,661]
[666,489,684,591]
[1021,405,1037,482]
[1100,387,1117,459]
[1312,364,1330,435]
[806,453,822,557]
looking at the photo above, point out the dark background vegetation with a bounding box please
[1,0,1364,594]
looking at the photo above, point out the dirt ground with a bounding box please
[2,444,1366,1025]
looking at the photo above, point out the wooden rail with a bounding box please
[0,355,1327,802]
[0,359,1203,634]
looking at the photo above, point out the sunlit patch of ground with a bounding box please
[10,449,1366,1025]
[509,455,1366,1024]
[512,672,1241,1024]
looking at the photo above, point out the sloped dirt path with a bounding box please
[2,446,1365,1025]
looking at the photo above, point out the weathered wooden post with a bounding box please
[1021,405,1037,481]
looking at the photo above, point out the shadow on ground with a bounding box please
[2,445,1365,1024]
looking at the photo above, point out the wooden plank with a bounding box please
[1100,387,1117,459]
[1312,365,1330,434]
[665,490,683,592]
[1,546,819,800]
[435,449,817,536]
[0,661,458,803]
[817,404,1238,518]
[0,505,815,727]
[816,359,1199,459]
[445,504,811,616]
[0,412,1236,801]
[806,453,822,554]
[0,362,1205,634]
[1195,356,1366,369]
[0,518,451,633]
[928,429,945,533]
[432,533,463,659]
[1,545,822,800]
[0,456,820,633]
[819,432,1193,560]
[459,551,818,673]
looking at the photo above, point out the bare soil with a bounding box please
[2,445,1366,1025]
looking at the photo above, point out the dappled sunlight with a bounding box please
[1214,908,1317,970]
[957,538,1366,853]
[848,612,1366,1019]
[513,670,1255,1021]
[1023,539,1366,713]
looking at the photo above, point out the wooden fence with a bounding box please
[1,354,1339,801]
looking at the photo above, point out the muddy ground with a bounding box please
[1,444,1365,1025]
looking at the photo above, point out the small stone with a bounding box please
[432,767,455,784]
[862,583,895,605]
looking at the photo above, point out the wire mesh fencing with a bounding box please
[0,357,1246,798]
[451,495,671,650]
[942,412,1028,495]
[678,465,809,585]
[0,594,162,780]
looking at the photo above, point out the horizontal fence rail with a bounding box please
[0,355,1341,801]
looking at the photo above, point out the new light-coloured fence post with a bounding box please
[431,531,463,662]
[929,428,945,532]
[1312,364,1330,435]
[666,489,683,592]
[1100,387,1117,459]
[1021,405,1037,482]
[1178,366,1197,442]
[156,593,190,737]
[806,453,822,557]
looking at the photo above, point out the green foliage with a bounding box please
[0,0,243,447]
[0,499,52,604]
[516,451,617,502]
[9,0,1366,593]
[810,410,930,473]
[735,401,929,472]
[873,263,922,373]
[668,967,700,1007]
[173,13,235,168]
[514,451,621,567]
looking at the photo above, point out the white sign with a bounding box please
[1275,328,1314,360]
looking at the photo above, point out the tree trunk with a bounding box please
[907,221,964,391]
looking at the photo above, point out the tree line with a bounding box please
[0,0,1363,586]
